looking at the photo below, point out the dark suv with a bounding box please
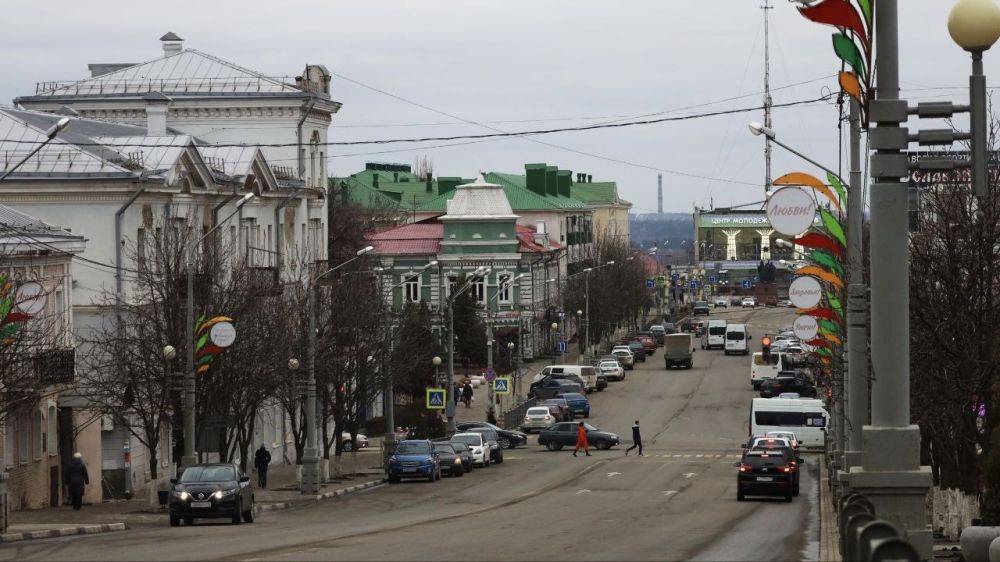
[736,450,795,502]
[169,463,254,526]
[759,374,817,399]
[529,378,583,400]
[747,437,802,496]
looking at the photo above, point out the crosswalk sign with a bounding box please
[493,377,511,395]
[646,279,655,290]
[426,387,446,410]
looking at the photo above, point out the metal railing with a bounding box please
[839,492,920,561]
[501,398,537,431]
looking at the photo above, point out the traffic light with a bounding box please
[761,336,772,357]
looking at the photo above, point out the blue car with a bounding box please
[559,392,590,418]
[387,440,441,483]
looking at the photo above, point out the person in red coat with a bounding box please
[573,421,591,457]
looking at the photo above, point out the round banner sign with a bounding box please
[793,315,819,341]
[209,321,237,348]
[788,275,822,310]
[15,282,47,315]
[766,186,817,237]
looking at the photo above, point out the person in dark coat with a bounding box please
[625,420,643,456]
[67,452,89,510]
[254,444,271,488]
[462,383,473,408]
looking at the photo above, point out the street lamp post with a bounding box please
[182,192,255,469]
[551,322,562,362]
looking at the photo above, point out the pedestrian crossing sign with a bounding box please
[493,377,511,395]
[426,387,446,410]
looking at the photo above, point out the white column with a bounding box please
[756,229,775,260]
[722,230,740,261]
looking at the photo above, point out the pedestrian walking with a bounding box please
[462,382,473,408]
[572,421,591,457]
[254,444,271,488]
[67,452,89,510]
[625,420,643,456]
[486,408,498,425]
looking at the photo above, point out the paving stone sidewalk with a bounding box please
[818,458,842,561]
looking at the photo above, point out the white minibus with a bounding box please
[750,397,828,449]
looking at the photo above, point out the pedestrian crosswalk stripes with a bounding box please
[656,453,742,459]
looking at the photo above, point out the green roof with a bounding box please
[571,181,621,205]
[487,172,589,210]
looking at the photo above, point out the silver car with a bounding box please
[522,406,557,432]
[598,359,625,381]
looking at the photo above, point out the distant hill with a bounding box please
[630,213,694,248]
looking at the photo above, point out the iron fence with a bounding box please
[501,398,537,431]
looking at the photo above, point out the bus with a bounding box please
[749,397,828,449]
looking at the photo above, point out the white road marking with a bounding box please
[683,472,698,479]
[662,490,678,497]
[695,454,704,458]
[576,489,591,495]
[673,454,682,458]
[607,472,622,477]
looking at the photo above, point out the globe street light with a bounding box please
[163,345,176,362]
[949,0,1000,197]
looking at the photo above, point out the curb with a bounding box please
[1,522,127,543]
[255,477,385,513]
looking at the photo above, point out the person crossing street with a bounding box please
[572,421,591,457]
[625,420,643,456]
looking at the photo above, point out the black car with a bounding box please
[748,438,802,496]
[432,442,466,477]
[627,341,647,362]
[693,301,711,316]
[759,375,817,398]
[169,463,254,526]
[736,450,795,502]
[596,373,608,391]
[529,378,584,400]
[456,421,528,449]
[537,422,620,451]
[448,441,475,472]
[466,427,504,463]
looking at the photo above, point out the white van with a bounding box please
[750,352,786,389]
[703,319,728,350]
[750,397,828,449]
[534,365,599,393]
[724,324,749,355]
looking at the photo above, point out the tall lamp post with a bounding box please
[298,245,374,494]
[182,191,255,469]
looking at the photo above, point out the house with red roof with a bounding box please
[366,176,565,359]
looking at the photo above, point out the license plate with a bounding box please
[756,476,774,482]
[191,501,211,508]
[403,468,418,472]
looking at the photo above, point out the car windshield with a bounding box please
[433,444,455,453]
[451,442,469,452]
[180,465,236,483]
[395,442,432,455]
[471,428,497,438]
[727,332,745,341]
[452,434,482,446]
[544,399,567,406]
[754,354,780,366]
[561,393,585,400]
[696,301,708,307]
[709,327,726,335]
[527,407,550,415]
[600,361,619,369]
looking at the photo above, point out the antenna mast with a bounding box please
[762,0,773,195]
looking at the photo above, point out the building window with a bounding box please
[47,405,57,456]
[498,274,512,304]
[445,275,458,300]
[34,409,44,459]
[404,274,420,303]
[16,409,30,465]
[473,278,487,304]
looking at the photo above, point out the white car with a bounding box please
[714,297,728,308]
[522,406,557,432]
[741,297,756,308]
[452,433,491,467]
[598,359,625,381]
[611,347,635,370]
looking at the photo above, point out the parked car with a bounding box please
[533,365,599,393]
[777,299,793,308]
[638,335,657,354]
[558,392,591,418]
[627,341,647,361]
[387,440,441,483]
[736,449,795,502]
[169,463,254,526]
[447,440,475,472]
[340,432,369,451]
[611,347,635,370]
[451,433,491,467]
[693,301,711,316]
[730,296,743,306]
[456,421,527,449]
[598,359,625,381]
[742,297,757,308]
[765,296,778,307]
[522,406,558,432]
[759,374,817,399]
[529,378,584,400]
[714,297,728,308]
[595,373,608,391]
[541,398,572,421]
[538,422,620,451]
[465,427,504,463]
[432,442,465,477]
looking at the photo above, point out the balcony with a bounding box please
[34,348,75,386]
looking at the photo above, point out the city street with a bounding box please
[1,307,819,562]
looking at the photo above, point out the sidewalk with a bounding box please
[818,458,842,561]
[4,458,384,543]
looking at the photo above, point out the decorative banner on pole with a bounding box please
[794,232,845,261]
[789,275,823,309]
[795,265,844,290]
[793,315,819,341]
[809,250,845,279]
[766,186,817,237]
[15,282,48,315]
[774,172,842,213]
[195,315,236,375]
[819,208,847,247]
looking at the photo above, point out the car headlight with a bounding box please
[174,491,190,501]
[454,458,462,465]
[213,488,238,500]
[389,455,399,463]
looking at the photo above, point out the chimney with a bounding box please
[393,172,399,182]
[525,163,547,196]
[143,92,171,136]
[425,172,433,193]
[587,174,593,183]
[545,166,558,197]
[373,173,379,189]
[556,170,572,197]
[160,32,184,56]
[437,177,462,196]
[658,174,663,214]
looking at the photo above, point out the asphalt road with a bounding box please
[3,306,819,562]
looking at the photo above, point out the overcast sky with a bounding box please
[0,1,988,213]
